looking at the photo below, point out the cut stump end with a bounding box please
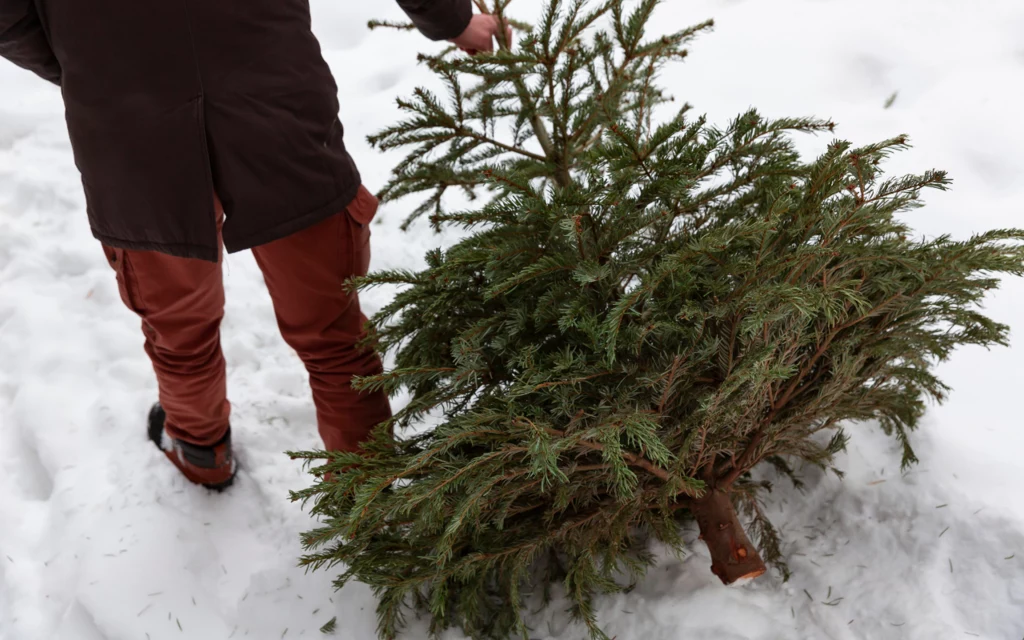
[690,489,767,585]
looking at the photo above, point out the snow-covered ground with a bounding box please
[2,1,1022,638]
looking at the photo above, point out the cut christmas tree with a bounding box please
[290,1,1024,638]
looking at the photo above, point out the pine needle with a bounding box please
[320,617,337,635]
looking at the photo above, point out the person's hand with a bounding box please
[449,14,512,55]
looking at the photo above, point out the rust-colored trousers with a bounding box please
[101,185,391,451]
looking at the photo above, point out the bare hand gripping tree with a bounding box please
[291,1,1024,638]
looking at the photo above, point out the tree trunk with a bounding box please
[690,490,766,584]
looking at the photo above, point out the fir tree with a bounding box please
[291,1,1024,638]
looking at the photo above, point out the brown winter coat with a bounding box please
[0,0,471,261]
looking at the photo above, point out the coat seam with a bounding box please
[180,0,218,250]
[179,0,206,95]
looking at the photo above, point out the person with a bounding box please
[0,0,508,489]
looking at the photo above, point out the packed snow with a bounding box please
[1,0,1022,639]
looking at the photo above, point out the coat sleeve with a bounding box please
[0,0,61,84]
[395,0,473,42]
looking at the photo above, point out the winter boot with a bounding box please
[148,403,237,490]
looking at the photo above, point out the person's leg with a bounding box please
[101,212,233,487]
[251,185,391,452]
[102,241,230,445]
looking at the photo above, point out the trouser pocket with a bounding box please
[344,184,379,277]
[102,246,146,314]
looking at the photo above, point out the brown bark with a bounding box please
[690,490,766,584]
